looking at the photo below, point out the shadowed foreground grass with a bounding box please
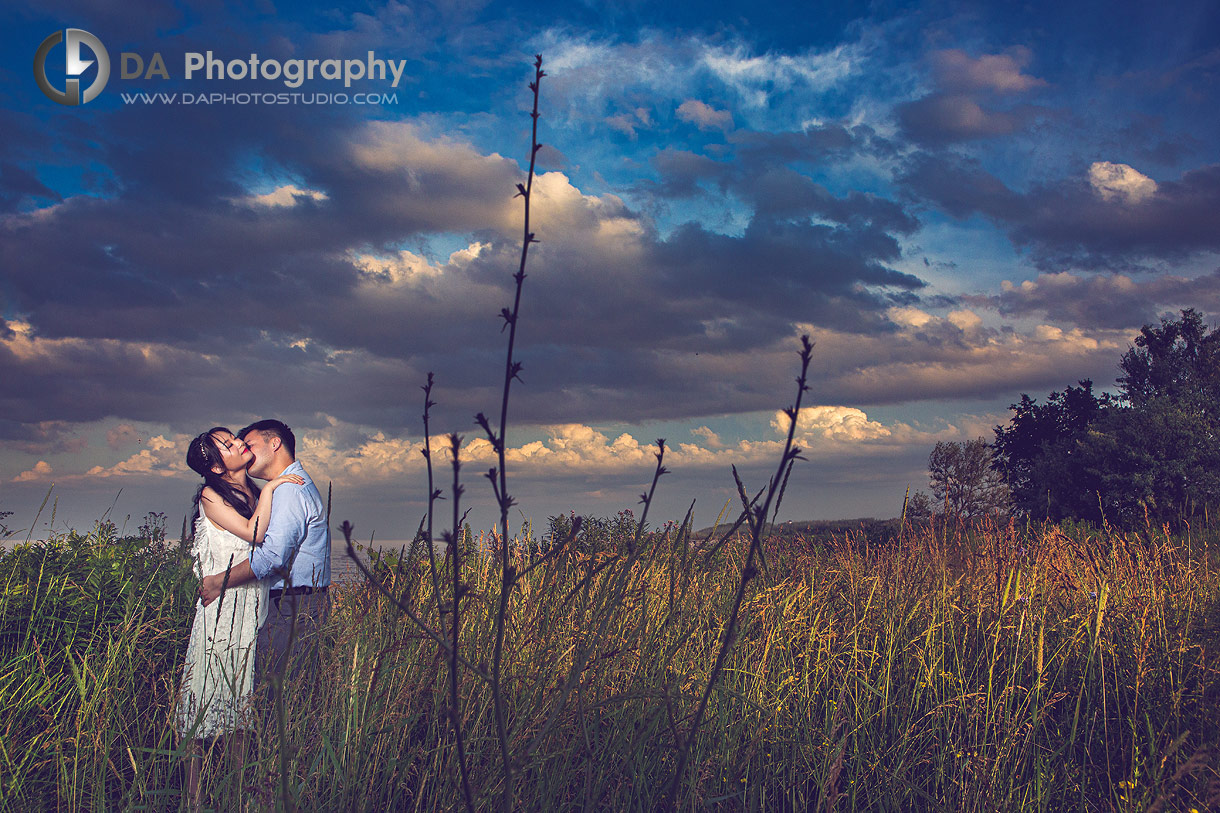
[2,517,1219,811]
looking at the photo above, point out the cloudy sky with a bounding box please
[3,0,1218,541]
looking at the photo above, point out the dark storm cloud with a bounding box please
[647,148,732,197]
[897,94,1035,144]
[0,55,942,430]
[646,124,878,199]
[0,418,80,451]
[900,154,1024,219]
[1008,164,1220,268]
[298,123,524,239]
[896,47,1049,145]
[0,162,60,212]
[729,124,859,163]
[966,269,1220,329]
[651,218,922,331]
[1109,115,1202,168]
[902,155,1220,268]
[745,168,917,234]
[0,328,217,426]
[0,193,361,341]
[646,126,918,236]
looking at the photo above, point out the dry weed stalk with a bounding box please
[472,53,547,810]
[664,334,814,807]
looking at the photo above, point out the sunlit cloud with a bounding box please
[677,99,734,131]
[930,47,1047,93]
[14,460,52,482]
[241,184,329,208]
[84,435,185,479]
[1088,161,1158,205]
[33,403,996,498]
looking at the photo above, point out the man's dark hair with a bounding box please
[239,419,296,458]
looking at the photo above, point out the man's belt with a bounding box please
[269,585,329,599]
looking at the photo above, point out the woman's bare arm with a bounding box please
[200,474,304,543]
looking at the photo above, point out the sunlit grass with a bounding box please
[2,518,1218,810]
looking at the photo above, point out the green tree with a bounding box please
[928,438,1010,519]
[993,309,1220,527]
[1081,402,1218,525]
[903,490,934,520]
[1092,309,1220,525]
[992,380,1109,522]
[1117,308,1220,411]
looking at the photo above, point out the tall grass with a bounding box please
[3,517,1218,810]
[0,520,197,810]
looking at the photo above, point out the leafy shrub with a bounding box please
[546,509,641,554]
[0,518,197,805]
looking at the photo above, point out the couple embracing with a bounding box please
[175,419,330,796]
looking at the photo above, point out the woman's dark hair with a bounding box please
[186,427,260,519]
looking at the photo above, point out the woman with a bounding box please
[176,427,303,802]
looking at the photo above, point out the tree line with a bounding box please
[912,309,1220,528]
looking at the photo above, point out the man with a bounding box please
[199,419,330,684]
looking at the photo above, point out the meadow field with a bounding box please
[2,512,1218,811]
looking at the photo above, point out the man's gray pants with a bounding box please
[256,589,330,699]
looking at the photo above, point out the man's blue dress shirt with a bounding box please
[248,461,331,590]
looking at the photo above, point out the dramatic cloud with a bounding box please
[20,405,991,494]
[86,435,183,479]
[903,157,1220,267]
[605,109,653,139]
[968,270,1220,329]
[0,162,61,213]
[897,47,1048,144]
[538,30,868,131]
[898,94,1028,143]
[106,424,141,449]
[243,185,330,208]
[899,154,1021,219]
[677,99,734,131]
[1087,161,1158,204]
[14,460,52,482]
[930,47,1047,94]
[1,96,943,444]
[795,309,1129,404]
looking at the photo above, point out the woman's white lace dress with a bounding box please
[176,512,268,739]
